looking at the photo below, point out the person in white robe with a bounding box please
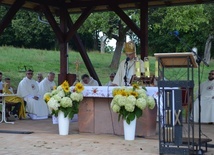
[17,70,49,120]
[80,74,99,86]
[39,72,56,97]
[193,70,214,123]
[105,72,116,86]
[112,41,145,86]
[36,73,43,84]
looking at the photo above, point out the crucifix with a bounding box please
[73,59,82,82]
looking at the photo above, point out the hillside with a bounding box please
[0,46,212,94]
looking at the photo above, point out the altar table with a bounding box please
[75,86,159,137]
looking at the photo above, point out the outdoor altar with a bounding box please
[73,86,159,137]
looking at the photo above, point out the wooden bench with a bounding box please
[182,137,212,152]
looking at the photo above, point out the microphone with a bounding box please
[125,57,130,64]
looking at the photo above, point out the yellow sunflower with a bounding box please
[63,86,70,93]
[120,89,128,97]
[44,95,51,103]
[112,88,120,96]
[61,80,70,88]
[75,82,84,93]
[132,83,139,89]
[130,91,138,98]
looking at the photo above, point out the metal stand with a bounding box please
[172,33,209,155]
[0,94,15,124]
[155,53,197,155]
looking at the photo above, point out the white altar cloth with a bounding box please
[70,86,160,98]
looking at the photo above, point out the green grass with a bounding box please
[0,46,123,88]
[0,46,213,97]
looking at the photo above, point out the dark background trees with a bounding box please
[0,4,213,67]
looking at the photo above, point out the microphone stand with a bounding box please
[124,61,129,86]
[173,33,209,155]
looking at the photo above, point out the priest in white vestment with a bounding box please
[17,70,49,120]
[193,70,214,123]
[80,74,99,86]
[112,41,145,86]
[39,72,56,97]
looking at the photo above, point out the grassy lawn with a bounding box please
[0,46,122,88]
[0,46,213,96]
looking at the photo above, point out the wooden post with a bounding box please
[140,1,148,59]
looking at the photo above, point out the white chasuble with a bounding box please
[194,80,214,123]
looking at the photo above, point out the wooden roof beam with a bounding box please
[26,0,62,8]
[66,5,95,42]
[0,0,25,35]
[66,11,101,85]
[65,0,141,8]
[164,1,172,6]
[109,4,141,39]
[40,4,65,43]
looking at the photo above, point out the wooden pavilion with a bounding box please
[0,0,213,85]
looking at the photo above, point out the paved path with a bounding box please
[0,118,213,155]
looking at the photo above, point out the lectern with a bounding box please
[154,52,197,154]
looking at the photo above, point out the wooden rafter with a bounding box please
[0,0,25,35]
[40,4,64,43]
[66,5,95,42]
[109,4,141,39]
[65,10,101,85]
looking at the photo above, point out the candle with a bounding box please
[144,58,150,77]
[135,59,141,78]
[155,60,158,77]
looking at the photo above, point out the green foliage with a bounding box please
[148,5,212,56]
[118,106,142,124]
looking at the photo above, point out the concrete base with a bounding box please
[78,97,157,137]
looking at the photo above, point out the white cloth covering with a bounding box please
[193,80,214,123]
[105,81,114,86]
[113,58,144,86]
[38,77,56,97]
[17,77,49,119]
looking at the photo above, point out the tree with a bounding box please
[148,5,211,56]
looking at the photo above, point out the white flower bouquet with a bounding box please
[111,83,155,124]
[44,81,84,118]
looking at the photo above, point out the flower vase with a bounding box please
[58,111,70,135]
[123,117,137,140]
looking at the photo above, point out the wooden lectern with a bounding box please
[154,52,197,155]
[154,52,198,68]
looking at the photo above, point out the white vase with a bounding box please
[58,111,70,135]
[123,117,137,140]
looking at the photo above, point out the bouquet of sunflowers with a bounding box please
[111,83,155,124]
[44,80,84,119]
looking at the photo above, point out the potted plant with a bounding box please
[111,83,155,140]
[44,80,84,135]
